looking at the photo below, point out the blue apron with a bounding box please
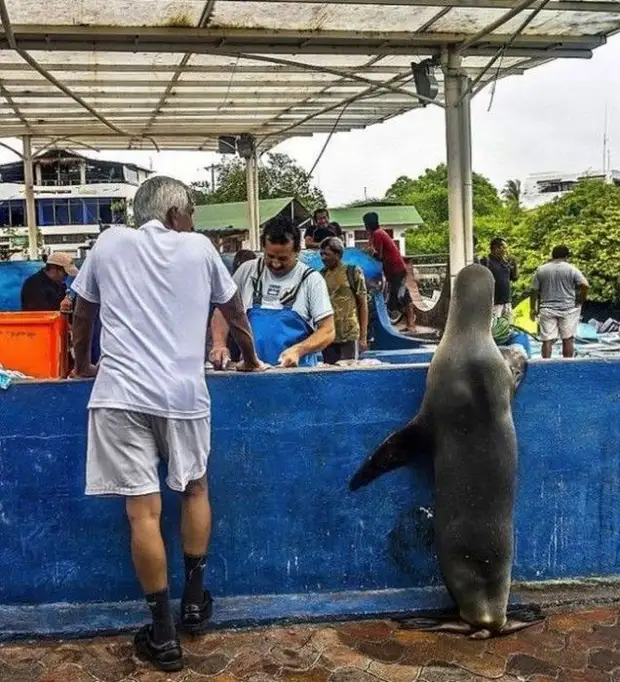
[248,259,320,367]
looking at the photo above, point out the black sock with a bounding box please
[145,588,176,643]
[183,554,206,604]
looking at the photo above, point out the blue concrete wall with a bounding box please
[0,359,619,621]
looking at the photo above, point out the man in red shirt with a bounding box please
[364,211,416,332]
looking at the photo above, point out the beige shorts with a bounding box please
[539,307,580,341]
[85,408,211,497]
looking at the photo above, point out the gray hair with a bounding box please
[133,175,193,227]
[320,236,345,257]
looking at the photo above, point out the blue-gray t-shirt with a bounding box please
[531,260,588,311]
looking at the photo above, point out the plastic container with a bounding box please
[0,312,69,379]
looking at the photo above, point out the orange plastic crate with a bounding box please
[0,312,69,379]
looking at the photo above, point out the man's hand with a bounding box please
[236,359,270,372]
[70,364,98,379]
[359,337,368,354]
[209,345,232,371]
[530,309,537,322]
[60,296,73,314]
[278,346,302,368]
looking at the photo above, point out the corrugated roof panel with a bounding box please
[209,1,447,32]
[330,204,424,227]
[0,0,617,150]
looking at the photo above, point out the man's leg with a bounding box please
[85,409,182,670]
[538,311,557,360]
[159,416,214,632]
[126,494,176,644]
[181,476,212,604]
[559,308,580,358]
[562,338,575,358]
[398,274,417,332]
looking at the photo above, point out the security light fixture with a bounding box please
[217,136,237,155]
[411,60,439,105]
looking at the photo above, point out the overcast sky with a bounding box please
[1,35,618,207]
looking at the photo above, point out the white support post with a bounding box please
[459,76,474,265]
[245,149,260,251]
[22,136,38,261]
[443,51,466,286]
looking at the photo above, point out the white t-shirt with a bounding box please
[71,221,236,418]
[233,258,333,327]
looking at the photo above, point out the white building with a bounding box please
[521,169,620,210]
[0,149,151,257]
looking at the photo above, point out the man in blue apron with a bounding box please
[211,214,335,368]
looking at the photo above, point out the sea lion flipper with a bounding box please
[349,416,433,492]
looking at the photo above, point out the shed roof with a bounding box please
[0,0,618,152]
[194,196,309,233]
[330,203,424,227]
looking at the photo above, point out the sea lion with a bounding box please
[350,264,538,639]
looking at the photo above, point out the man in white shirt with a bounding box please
[210,214,335,368]
[71,176,264,672]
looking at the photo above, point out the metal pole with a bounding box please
[22,135,38,260]
[459,75,474,265]
[245,152,260,250]
[442,51,466,286]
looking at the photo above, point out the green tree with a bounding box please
[191,152,325,210]
[502,179,522,205]
[388,164,503,255]
[510,180,620,302]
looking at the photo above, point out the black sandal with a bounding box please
[180,590,213,634]
[134,624,183,672]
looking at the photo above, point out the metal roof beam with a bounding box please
[142,0,221,134]
[212,0,620,10]
[3,25,607,51]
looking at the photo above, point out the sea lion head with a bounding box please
[446,264,494,334]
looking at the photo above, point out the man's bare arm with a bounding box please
[72,296,99,377]
[214,292,261,369]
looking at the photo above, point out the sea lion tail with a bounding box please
[349,418,432,492]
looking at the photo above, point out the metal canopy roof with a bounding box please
[0,0,618,152]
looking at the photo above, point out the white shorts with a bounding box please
[539,307,581,341]
[493,303,513,323]
[85,408,211,497]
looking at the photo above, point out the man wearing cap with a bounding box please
[20,252,78,313]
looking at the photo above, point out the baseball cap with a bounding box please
[46,252,79,277]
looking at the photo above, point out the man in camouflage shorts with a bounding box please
[319,237,369,364]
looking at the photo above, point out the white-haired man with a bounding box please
[71,176,265,672]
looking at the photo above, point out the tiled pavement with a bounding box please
[0,604,618,682]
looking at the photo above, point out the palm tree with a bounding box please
[502,179,522,205]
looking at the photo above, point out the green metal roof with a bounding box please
[194,197,299,234]
[329,204,423,229]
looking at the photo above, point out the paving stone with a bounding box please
[225,649,281,678]
[588,647,620,672]
[128,666,186,681]
[183,651,231,676]
[319,644,370,671]
[398,633,507,678]
[367,659,422,682]
[309,630,342,653]
[547,608,618,634]
[39,663,97,682]
[270,643,320,670]
[328,668,379,682]
[349,639,406,664]
[0,659,47,682]
[335,622,396,643]
[0,643,48,666]
[505,653,560,679]
[418,663,506,682]
[279,667,332,682]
